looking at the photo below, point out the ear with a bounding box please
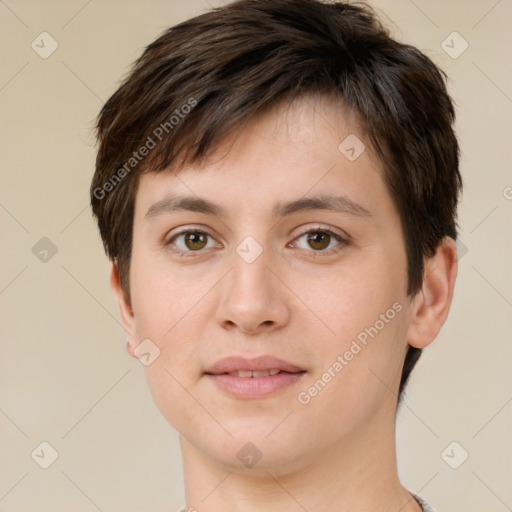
[110,262,137,358]
[407,236,458,349]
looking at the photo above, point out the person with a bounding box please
[90,0,461,510]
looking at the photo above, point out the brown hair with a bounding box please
[91,0,462,401]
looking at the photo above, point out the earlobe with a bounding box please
[109,262,138,357]
[407,237,458,349]
[125,337,136,359]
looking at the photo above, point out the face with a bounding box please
[123,95,418,474]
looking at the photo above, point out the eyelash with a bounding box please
[166,226,350,258]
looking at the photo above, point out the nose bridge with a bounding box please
[215,231,289,332]
[230,233,273,302]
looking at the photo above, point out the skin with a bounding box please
[111,94,458,511]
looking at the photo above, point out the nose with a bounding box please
[214,242,291,335]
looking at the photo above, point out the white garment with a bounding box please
[176,495,437,512]
[414,494,438,512]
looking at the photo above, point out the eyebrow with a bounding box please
[144,193,372,220]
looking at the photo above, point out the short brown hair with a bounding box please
[91,0,462,401]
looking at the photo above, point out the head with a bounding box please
[91,0,461,471]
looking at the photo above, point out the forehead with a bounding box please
[133,95,394,224]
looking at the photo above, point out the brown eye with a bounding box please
[168,230,215,253]
[184,232,208,250]
[306,231,331,251]
[293,227,348,255]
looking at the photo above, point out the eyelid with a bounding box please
[165,224,216,241]
[293,224,351,243]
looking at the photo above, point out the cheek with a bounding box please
[297,258,408,403]
[301,259,404,342]
[128,253,197,386]
[129,245,191,337]
[128,264,207,430]
[295,304,407,442]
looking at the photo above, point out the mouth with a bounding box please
[204,355,307,399]
[204,355,306,375]
[218,369,296,378]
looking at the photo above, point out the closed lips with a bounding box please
[205,355,306,376]
[205,356,307,399]
[228,369,282,377]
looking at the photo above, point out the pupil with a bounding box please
[187,232,205,250]
[308,232,329,250]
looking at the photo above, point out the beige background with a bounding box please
[1,0,511,511]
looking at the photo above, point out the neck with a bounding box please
[179,396,421,512]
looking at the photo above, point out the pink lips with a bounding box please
[204,355,306,399]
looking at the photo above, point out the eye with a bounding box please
[292,227,349,255]
[167,229,218,254]
[166,226,349,257]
